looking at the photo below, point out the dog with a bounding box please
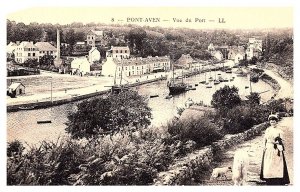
[232,149,250,186]
[211,166,232,180]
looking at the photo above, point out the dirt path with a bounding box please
[203,117,293,186]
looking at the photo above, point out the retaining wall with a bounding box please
[154,122,269,185]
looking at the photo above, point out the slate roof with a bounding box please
[35,42,57,51]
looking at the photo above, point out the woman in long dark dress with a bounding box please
[260,114,290,185]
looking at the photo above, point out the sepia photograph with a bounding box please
[2,1,297,191]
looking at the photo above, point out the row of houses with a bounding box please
[7,41,57,63]
[208,37,263,63]
[102,55,171,77]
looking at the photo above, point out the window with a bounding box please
[132,66,134,69]
[28,53,31,56]
[120,50,122,53]
[126,67,127,70]
[51,51,53,54]
[92,36,93,39]
[40,51,42,53]
[33,53,35,56]
[137,67,138,70]
[125,50,127,53]
[116,50,118,53]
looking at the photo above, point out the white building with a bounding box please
[71,57,91,75]
[213,51,223,61]
[35,42,57,58]
[102,55,170,77]
[86,30,104,47]
[14,41,39,63]
[88,47,101,63]
[106,46,130,60]
[234,53,245,64]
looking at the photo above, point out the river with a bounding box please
[7,70,275,145]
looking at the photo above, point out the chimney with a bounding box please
[57,29,60,60]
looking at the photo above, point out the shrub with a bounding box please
[7,140,24,157]
[222,104,268,134]
[167,118,223,148]
[7,138,85,185]
[211,85,241,112]
[66,90,152,139]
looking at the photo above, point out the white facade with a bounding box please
[86,30,104,47]
[88,47,101,63]
[101,57,117,77]
[234,53,244,64]
[71,57,91,75]
[14,41,39,63]
[213,51,223,61]
[35,42,57,58]
[102,56,170,77]
[106,46,130,60]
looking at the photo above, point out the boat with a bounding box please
[218,76,225,82]
[110,61,130,94]
[225,69,232,73]
[223,78,229,82]
[195,84,198,86]
[168,62,187,95]
[214,80,220,85]
[165,95,173,99]
[235,68,247,77]
[37,120,52,124]
[150,94,159,98]
[190,87,196,90]
[18,105,36,110]
[206,81,212,88]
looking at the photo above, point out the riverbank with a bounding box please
[6,61,231,112]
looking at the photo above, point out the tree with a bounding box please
[247,92,261,105]
[211,85,241,111]
[65,90,152,139]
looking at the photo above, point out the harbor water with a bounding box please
[7,70,275,145]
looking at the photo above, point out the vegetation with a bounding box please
[65,90,152,139]
[211,85,241,111]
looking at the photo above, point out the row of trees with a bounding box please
[8,19,293,63]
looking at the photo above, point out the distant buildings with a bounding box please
[88,47,101,63]
[228,46,246,64]
[102,55,170,77]
[175,54,194,69]
[35,42,57,58]
[71,57,91,75]
[86,30,105,47]
[106,46,130,60]
[14,41,39,63]
[246,38,263,60]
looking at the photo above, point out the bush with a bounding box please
[211,85,241,111]
[66,90,152,139]
[167,118,223,148]
[7,140,24,157]
[7,138,84,185]
[222,104,269,134]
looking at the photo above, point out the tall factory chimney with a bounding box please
[54,29,62,67]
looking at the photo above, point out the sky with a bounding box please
[6,7,293,30]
